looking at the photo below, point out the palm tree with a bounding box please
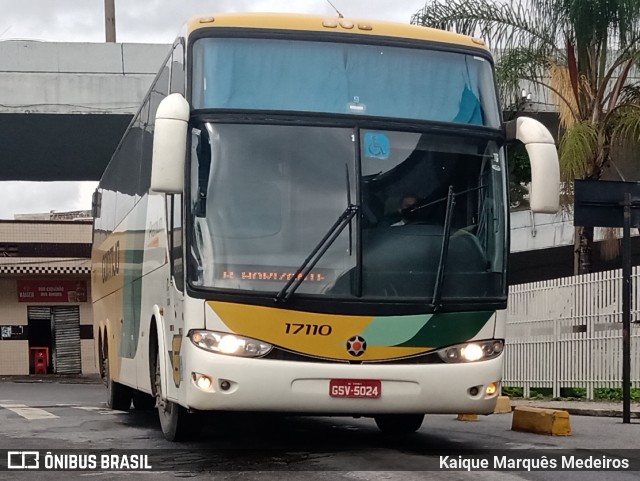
[412,0,640,274]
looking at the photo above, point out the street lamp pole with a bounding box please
[622,193,632,424]
[104,0,116,43]
[575,180,636,425]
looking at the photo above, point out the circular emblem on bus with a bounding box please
[346,335,367,357]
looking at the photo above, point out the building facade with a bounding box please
[0,217,96,375]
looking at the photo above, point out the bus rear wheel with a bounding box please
[154,349,194,441]
[105,357,132,411]
[374,414,424,435]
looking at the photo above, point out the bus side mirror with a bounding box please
[505,116,560,214]
[151,93,190,193]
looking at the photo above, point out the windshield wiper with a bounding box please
[275,204,359,303]
[431,185,456,311]
[429,184,488,310]
[411,185,484,215]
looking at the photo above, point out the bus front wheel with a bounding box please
[374,414,424,435]
[154,349,194,441]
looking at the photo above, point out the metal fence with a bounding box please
[505,268,640,399]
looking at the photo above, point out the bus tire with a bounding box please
[132,390,156,410]
[105,358,132,411]
[154,348,194,441]
[374,414,424,435]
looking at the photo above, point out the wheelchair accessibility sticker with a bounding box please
[364,132,390,160]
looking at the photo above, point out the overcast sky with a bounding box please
[0,0,428,219]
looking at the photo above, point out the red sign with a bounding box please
[17,280,87,303]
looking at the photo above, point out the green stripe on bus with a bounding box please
[397,311,493,348]
[360,314,433,346]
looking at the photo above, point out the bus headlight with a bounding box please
[461,343,483,362]
[437,340,504,363]
[189,330,272,357]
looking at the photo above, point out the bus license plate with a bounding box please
[329,379,381,399]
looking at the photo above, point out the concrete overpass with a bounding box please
[0,40,170,181]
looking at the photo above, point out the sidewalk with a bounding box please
[0,373,102,384]
[510,398,640,419]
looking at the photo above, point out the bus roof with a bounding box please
[186,13,487,50]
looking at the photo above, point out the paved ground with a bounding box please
[0,378,638,480]
[0,374,101,384]
[1,374,638,418]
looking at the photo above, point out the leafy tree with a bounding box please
[412,0,640,274]
[508,143,531,210]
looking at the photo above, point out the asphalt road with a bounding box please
[0,381,639,481]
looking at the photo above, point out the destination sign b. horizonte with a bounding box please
[0,449,639,472]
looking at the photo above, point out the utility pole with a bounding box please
[104,0,116,43]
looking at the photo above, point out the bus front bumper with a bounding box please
[182,343,503,415]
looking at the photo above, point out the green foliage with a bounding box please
[411,0,640,168]
[560,387,587,399]
[594,388,640,401]
[620,85,640,105]
[531,387,553,397]
[411,0,565,54]
[612,105,640,147]
[558,121,598,180]
[508,143,531,209]
[501,386,555,398]
[412,0,640,273]
[558,0,640,48]
[499,386,640,400]
[496,48,552,108]
[501,386,523,397]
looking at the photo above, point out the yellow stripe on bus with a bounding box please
[187,13,486,50]
[208,301,430,361]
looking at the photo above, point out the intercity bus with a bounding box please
[91,13,560,441]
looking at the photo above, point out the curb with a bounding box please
[0,375,102,385]
[559,407,640,419]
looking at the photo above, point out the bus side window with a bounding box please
[167,194,184,291]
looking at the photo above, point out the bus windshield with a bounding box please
[191,38,500,127]
[189,123,507,302]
